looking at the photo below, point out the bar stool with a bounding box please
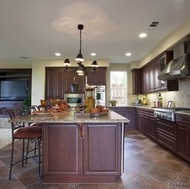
[0,107,42,180]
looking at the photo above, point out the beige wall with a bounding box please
[130,17,190,70]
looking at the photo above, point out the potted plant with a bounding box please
[22,87,31,114]
[110,100,116,106]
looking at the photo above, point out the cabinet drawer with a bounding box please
[176,114,190,125]
[157,131,176,152]
[157,120,176,137]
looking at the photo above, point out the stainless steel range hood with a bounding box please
[158,53,190,80]
[158,42,190,80]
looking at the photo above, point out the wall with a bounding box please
[130,17,190,70]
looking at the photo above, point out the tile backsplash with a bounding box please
[128,77,190,107]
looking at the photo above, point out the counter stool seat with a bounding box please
[14,126,42,139]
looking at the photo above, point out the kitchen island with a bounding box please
[9,110,129,183]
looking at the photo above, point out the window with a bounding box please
[110,71,127,105]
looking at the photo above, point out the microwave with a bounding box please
[64,93,84,107]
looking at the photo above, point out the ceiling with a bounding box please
[0,0,190,64]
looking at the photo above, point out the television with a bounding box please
[0,80,29,101]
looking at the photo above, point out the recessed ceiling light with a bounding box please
[125,52,132,56]
[55,52,61,56]
[91,53,96,56]
[139,33,147,38]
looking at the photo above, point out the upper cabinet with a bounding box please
[132,51,178,94]
[86,67,107,85]
[132,69,141,94]
[45,67,107,100]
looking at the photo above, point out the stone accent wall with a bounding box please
[0,118,12,149]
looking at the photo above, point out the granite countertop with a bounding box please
[8,110,130,124]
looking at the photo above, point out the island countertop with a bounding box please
[9,110,130,124]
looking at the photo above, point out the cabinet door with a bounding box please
[87,67,106,85]
[157,119,176,152]
[124,111,135,129]
[149,116,157,140]
[54,69,65,98]
[132,69,141,94]
[138,113,145,132]
[43,123,82,176]
[46,68,56,99]
[154,61,161,90]
[83,123,121,175]
[176,123,190,161]
[149,64,155,91]
[46,68,66,99]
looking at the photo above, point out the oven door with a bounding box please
[64,94,84,107]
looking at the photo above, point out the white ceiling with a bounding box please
[0,0,190,64]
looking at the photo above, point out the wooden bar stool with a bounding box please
[0,107,42,180]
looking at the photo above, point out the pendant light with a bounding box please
[63,24,98,75]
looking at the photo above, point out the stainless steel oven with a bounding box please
[64,93,84,107]
[89,85,106,106]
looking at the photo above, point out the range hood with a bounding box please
[158,42,190,80]
[158,53,190,80]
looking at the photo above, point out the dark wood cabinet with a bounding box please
[136,109,144,131]
[86,67,107,85]
[136,108,157,140]
[109,107,135,130]
[139,51,178,94]
[132,69,141,94]
[176,114,190,161]
[137,108,190,163]
[42,122,122,183]
[45,67,106,100]
[83,123,121,175]
[43,123,82,176]
[157,118,176,152]
[45,68,65,99]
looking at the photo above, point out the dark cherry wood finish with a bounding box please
[157,118,176,152]
[132,69,141,94]
[42,122,122,183]
[176,114,190,161]
[136,108,190,164]
[109,107,135,130]
[133,51,178,94]
[136,108,157,141]
[45,67,107,100]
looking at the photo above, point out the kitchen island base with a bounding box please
[42,123,124,183]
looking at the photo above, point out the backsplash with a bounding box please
[128,77,190,107]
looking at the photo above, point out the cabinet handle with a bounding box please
[79,124,84,139]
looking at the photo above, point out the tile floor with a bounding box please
[1,130,190,189]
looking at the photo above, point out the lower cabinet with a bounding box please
[176,114,190,162]
[136,108,190,164]
[83,124,121,175]
[109,107,135,130]
[157,118,176,152]
[136,108,157,141]
[42,123,122,183]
